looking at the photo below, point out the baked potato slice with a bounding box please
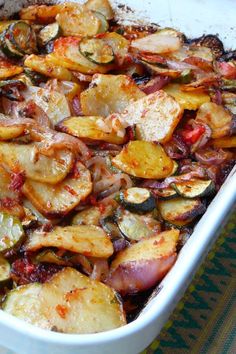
[196,102,233,138]
[3,268,126,333]
[57,116,126,144]
[158,197,206,226]
[22,86,70,126]
[210,135,236,148]
[118,90,183,143]
[22,162,92,218]
[164,83,210,110]
[0,59,23,79]
[56,9,101,37]
[112,141,174,179]
[24,55,73,81]
[0,114,26,140]
[80,74,145,116]
[41,267,126,333]
[24,225,113,258]
[0,143,73,185]
[101,32,129,66]
[106,229,179,294]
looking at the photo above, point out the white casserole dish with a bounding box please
[0,1,235,353]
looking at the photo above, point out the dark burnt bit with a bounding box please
[189,34,224,59]
[218,50,236,62]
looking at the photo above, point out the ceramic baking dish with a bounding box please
[0,1,235,353]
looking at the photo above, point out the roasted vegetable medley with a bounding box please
[0,0,235,334]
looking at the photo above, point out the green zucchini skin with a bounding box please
[79,37,114,65]
[0,257,11,287]
[119,187,156,212]
[38,23,61,46]
[172,179,215,198]
[0,212,25,254]
[8,22,37,55]
[0,29,24,59]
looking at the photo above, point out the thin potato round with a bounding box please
[24,55,73,81]
[0,60,23,79]
[0,143,73,185]
[112,141,174,179]
[85,0,114,20]
[24,225,114,258]
[211,135,236,148]
[41,268,126,333]
[57,116,126,144]
[164,83,210,110]
[22,162,92,218]
[80,74,145,116]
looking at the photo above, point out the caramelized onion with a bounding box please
[195,147,233,165]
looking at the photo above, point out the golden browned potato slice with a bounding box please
[210,135,236,148]
[112,141,174,179]
[196,102,233,138]
[72,203,116,226]
[24,225,113,258]
[3,268,126,333]
[42,268,126,333]
[164,83,210,110]
[85,0,114,20]
[23,162,92,218]
[24,55,73,81]
[20,3,81,23]
[22,86,70,126]
[106,229,179,294]
[0,60,23,79]
[81,74,145,116]
[56,9,101,37]
[50,37,113,74]
[131,29,182,54]
[0,113,25,140]
[0,143,73,185]
[0,165,17,200]
[118,90,183,143]
[57,116,126,144]
[158,197,205,226]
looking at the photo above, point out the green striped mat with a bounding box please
[143,212,236,354]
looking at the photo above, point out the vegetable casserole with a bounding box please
[0,0,235,334]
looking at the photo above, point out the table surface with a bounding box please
[0,213,235,354]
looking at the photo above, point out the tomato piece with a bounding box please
[181,124,205,144]
[217,61,236,79]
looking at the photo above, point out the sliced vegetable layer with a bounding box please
[112,141,174,179]
[25,225,113,258]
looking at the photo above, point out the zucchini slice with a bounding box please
[116,209,161,241]
[24,225,113,258]
[0,212,25,253]
[85,0,114,20]
[2,282,50,329]
[22,162,92,218]
[0,30,24,59]
[36,250,69,266]
[0,143,74,185]
[79,38,114,65]
[112,141,174,179]
[119,187,156,212]
[0,257,11,286]
[158,197,205,226]
[92,11,109,33]
[172,179,215,198]
[38,22,61,46]
[8,21,37,55]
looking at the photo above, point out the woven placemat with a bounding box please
[143,212,236,354]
